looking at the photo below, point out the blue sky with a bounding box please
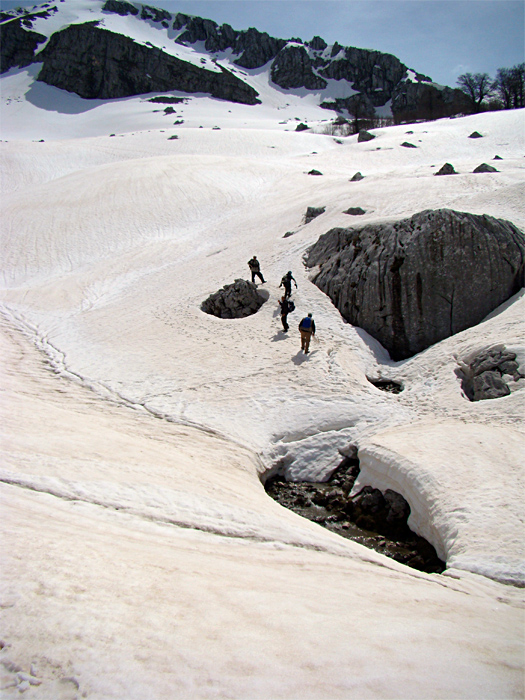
[2,0,523,86]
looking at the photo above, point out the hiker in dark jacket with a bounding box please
[278,295,294,332]
[279,271,297,299]
[299,313,316,353]
[248,256,265,284]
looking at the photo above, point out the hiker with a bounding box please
[278,295,295,332]
[279,271,297,299]
[299,313,316,353]
[247,256,265,284]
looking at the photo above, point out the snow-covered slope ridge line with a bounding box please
[0,0,470,120]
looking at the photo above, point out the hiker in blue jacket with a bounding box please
[299,313,316,353]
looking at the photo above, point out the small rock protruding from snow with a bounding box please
[201,279,266,319]
[344,207,366,216]
[350,171,364,181]
[434,162,457,176]
[304,206,325,224]
[473,163,499,173]
[357,130,375,143]
[401,141,417,148]
[468,131,483,138]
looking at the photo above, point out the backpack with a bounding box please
[287,300,295,313]
[300,316,311,330]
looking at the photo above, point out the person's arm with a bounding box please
[312,321,316,334]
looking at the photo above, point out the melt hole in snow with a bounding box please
[367,377,403,394]
[265,455,445,574]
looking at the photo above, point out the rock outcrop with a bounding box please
[201,279,266,319]
[36,23,260,104]
[0,2,481,118]
[0,17,46,73]
[391,80,472,123]
[305,210,525,360]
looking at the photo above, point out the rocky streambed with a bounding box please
[265,457,445,574]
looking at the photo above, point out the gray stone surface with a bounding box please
[305,209,525,360]
[304,207,326,224]
[36,23,260,104]
[350,172,364,181]
[0,18,46,74]
[201,279,266,319]
[391,81,471,123]
[473,163,499,173]
[458,346,523,401]
[357,130,376,142]
[435,163,457,176]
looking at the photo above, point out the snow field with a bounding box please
[0,46,524,697]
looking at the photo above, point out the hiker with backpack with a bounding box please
[278,295,295,332]
[279,271,297,299]
[298,313,316,353]
[247,256,266,284]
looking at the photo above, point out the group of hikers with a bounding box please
[248,256,316,354]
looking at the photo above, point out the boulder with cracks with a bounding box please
[201,279,266,319]
[457,346,524,401]
[305,209,525,360]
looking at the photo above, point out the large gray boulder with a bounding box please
[201,279,266,319]
[305,209,525,360]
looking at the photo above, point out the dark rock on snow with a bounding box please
[344,207,366,216]
[357,130,376,142]
[201,279,266,319]
[473,163,499,173]
[458,346,523,401]
[350,172,364,181]
[435,163,457,176]
[0,17,46,73]
[391,80,472,123]
[102,1,139,16]
[401,141,417,148]
[305,209,525,360]
[304,206,326,224]
[469,131,483,138]
[36,23,261,104]
[295,122,309,131]
[308,169,323,176]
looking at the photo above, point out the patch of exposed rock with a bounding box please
[305,209,525,360]
[344,207,366,216]
[265,457,445,574]
[350,172,364,181]
[391,80,472,123]
[304,206,325,224]
[36,23,260,104]
[473,163,499,173]
[0,17,46,73]
[201,279,266,319]
[435,162,457,176]
[457,346,524,401]
[357,130,375,142]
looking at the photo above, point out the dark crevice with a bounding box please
[367,377,403,393]
[265,456,445,574]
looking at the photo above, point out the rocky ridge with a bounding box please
[1,0,472,120]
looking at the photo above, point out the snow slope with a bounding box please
[0,18,524,697]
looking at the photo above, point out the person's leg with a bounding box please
[251,271,256,283]
[304,332,311,353]
[282,315,289,331]
[300,330,307,350]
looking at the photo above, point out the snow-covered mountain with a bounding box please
[1,0,471,122]
[0,3,524,698]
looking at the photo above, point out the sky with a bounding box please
[1,0,523,86]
